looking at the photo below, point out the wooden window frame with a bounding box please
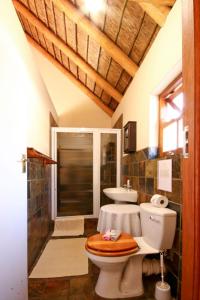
[159,74,183,156]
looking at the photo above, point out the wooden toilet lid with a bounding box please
[86,233,139,257]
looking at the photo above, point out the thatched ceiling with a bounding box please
[13,0,176,116]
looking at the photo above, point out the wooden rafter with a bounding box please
[13,0,122,103]
[138,3,171,27]
[50,0,138,77]
[27,35,113,117]
[130,0,175,6]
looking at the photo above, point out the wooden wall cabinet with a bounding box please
[123,121,136,153]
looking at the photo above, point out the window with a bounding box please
[159,75,183,155]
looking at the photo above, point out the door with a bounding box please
[0,2,27,300]
[57,131,94,217]
[51,128,121,219]
[182,0,200,299]
[100,132,120,207]
[52,128,95,218]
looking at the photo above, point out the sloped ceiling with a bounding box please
[13,0,176,116]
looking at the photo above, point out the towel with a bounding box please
[103,229,121,241]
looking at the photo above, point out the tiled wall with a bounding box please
[122,148,182,299]
[27,158,52,273]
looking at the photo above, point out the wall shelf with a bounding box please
[27,148,57,165]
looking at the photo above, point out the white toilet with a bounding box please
[85,203,176,299]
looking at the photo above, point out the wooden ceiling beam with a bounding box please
[27,35,114,117]
[50,0,138,77]
[137,3,171,27]
[13,0,122,103]
[130,0,175,6]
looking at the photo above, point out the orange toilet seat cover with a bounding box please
[86,233,139,257]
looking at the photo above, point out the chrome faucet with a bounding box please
[123,179,132,190]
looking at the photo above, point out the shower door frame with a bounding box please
[51,127,121,219]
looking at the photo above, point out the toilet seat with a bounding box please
[86,233,139,257]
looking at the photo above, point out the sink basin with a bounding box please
[103,187,138,203]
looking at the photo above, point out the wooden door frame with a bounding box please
[182,0,200,299]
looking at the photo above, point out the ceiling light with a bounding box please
[82,0,106,14]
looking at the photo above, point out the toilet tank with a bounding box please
[140,203,177,250]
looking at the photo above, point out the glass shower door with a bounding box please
[51,127,121,219]
[57,132,93,216]
[100,133,117,206]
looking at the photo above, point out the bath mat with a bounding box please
[52,216,84,237]
[29,238,88,278]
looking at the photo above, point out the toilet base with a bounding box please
[95,286,144,299]
[95,256,145,299]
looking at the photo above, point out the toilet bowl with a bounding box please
[85,233,142,299]
[85,203,177,299]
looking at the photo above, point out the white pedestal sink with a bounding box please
[103,187,138,203]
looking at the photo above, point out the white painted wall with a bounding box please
[26,61,58,155]
[111,0,182,150]
[3,6,58,157]
[12,29,58,156]
[31,47,112,128]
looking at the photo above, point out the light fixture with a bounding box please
[82,0,106,14]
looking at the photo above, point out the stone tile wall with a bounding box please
[27,158,52,273]
[122,148,182,300]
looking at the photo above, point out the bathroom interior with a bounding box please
[1,0,198,300]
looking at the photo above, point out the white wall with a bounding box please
[31,47,112,128]
[1,3,58,157]
[111,0,182,150]
[26,60,58,155]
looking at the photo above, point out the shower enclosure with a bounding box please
[51,128,121,219]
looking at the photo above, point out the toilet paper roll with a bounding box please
[150,194,168,208]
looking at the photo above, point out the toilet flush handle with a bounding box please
[149,215,160,223]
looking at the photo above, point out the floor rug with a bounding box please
[29,238,88,278]
[52,216,84,237]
